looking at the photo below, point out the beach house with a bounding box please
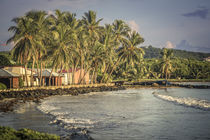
[59,68,90,85]
[0,68,20,88]
[34,69,62,86]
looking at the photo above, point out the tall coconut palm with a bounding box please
[48,10,73,85]
[105,20,131,82]
[100,24,116,83]
[160,48,174,79]
[112,20,130,49]
[81,10,103,83]
[25,10,48,86]
[121,31,144,67]
[7,16,36,87]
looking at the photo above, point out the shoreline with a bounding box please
[1,83,210,139]
[1,82,210,112]
[0,85,125,112]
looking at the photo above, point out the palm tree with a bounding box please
[160,48,174,79]
[7,16,36,87]
[24,10,48,87]
[121,31,144,67]
[100,24,116,83]
[105,20,131,82]
[48,10,73,85]
[80,10,103,83]
[112,20,130,49]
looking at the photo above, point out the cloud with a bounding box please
[127,20,139,32]
[47,10,54,15]
[165,41,175,49]
[182,7,209,19]
[176,40,210,53]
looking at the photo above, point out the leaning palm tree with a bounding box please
[160,48,174,79]
[100,24,116,83]
[105,20,131,82]
[80,10,103,83]
[48,10,73,85]
[7,16,36,87]
[25,10,48,87]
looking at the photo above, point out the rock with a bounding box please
[152,83,159,87]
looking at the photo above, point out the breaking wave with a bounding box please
[37,99,95,131]
[153,92,210,110]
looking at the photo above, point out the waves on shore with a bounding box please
[153,92,210,110]
[37,97,96,131]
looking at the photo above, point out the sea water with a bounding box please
[38,87,210,140]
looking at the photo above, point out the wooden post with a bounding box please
[55,77,58,86]
[50,77,55,86]
[9,78,12,89]
[42,77,45,86]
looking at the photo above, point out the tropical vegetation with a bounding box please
[3,9,210,87]
[0,126,60,140]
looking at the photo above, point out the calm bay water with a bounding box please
[38,87,210,140]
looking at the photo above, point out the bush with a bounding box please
[19,78,24,88]
[0,126,20,140]
[0,126,60,140]
[0,55,12,66]
[0,83,7,90]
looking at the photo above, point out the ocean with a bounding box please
[1,85,210,139]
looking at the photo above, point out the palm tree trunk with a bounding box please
[72,66,75,85]
[30,58,35,87]
[79,67,91,84]
[40,60,43,86]
[91,68,95,84]
[106,56,122,83]
[79,55,84,84]
[36,59,41,86]
[72,59,79,85]
[94,64,98,84]
[24,64,29,87]
[58,64,63,86]
[49,64,55,86]
[100,64,109,83]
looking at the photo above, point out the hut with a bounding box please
[59,68,90,85]
[3,66,37,86]
[0,68,20,88]
[34,69,62,86]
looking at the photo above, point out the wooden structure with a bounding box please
[34,69,62,86]
[0,69,20,88]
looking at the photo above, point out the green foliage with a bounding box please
[19,78,24,88]
[6,9,210,87]
[0,126,60,140]
[0,55,12,66]
[0,83,7,90]
[142,45,210,61]
[0,126,19,140]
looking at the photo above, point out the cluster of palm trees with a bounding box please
[7,9,145,86]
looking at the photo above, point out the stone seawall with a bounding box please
[0,85,125,112]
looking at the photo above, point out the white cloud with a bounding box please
[127,20,139,32]
[165,41,175,49]
[47,10,54,15]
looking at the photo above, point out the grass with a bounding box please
[0,126,60,140]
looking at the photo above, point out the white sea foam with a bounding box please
[153,92,210,110]
[37,99,95,130]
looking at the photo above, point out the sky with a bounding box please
[0,0,210,53]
